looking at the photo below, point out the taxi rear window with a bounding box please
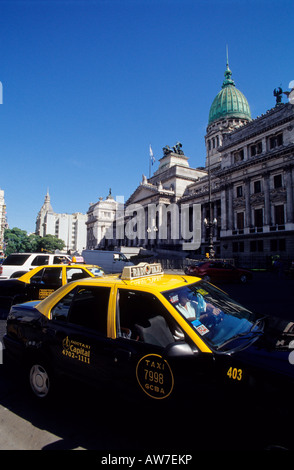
[51,286,110,336]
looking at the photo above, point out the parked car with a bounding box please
[0,263,104,318]
[184,261,252,283]
[0,253,71,279]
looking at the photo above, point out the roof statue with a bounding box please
[162,142,184,156]
[106,188,113,199]
[273,87,283,105]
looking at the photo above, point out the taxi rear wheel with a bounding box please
[28,361,52,399]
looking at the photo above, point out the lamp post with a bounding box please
[204,217,217,258]
[147,225,158,249]
[204,154,217,258]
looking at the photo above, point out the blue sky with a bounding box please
[0,0,293,233]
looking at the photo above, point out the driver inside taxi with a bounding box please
[177,293,198,320]
[177,292,222,323]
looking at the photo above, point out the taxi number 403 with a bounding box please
[227,367,243,381]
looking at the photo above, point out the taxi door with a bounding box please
[47,284,118,385]
[27,267,63,301]
[107,287,185,400]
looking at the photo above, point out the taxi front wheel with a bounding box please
[29,361,52,399]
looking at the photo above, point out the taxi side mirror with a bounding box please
[165,341,197,357]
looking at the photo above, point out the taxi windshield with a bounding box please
[163,281,262,352]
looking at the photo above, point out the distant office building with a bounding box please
[36,191,87,253]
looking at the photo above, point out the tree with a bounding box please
[4,228,31,255]
[37,234,65,253]
[4,228,65,256]
[27,233,42,253]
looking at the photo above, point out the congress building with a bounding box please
[120,58,294,268]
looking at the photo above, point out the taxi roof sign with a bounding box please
[71,256,84,264]
[121,262,163,280]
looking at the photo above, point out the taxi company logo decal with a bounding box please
[136,354,174,399]
[38,288,54,300]
[62,336,91,364]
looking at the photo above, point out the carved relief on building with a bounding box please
[270,187,287,203]
[233,196,245,209]
[250,192,265,206]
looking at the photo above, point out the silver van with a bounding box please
[82,250,133,274]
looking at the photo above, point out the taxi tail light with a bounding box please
[0,266,2,275]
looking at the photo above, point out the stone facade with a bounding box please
[181,102,294,266]
[200,102,294,267]
[119,150,206,250]
[117,102,294,268]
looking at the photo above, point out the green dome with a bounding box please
[208,63,251,124]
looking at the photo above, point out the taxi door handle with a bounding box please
[114,348,132,362]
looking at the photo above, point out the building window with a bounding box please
[233,241,244,253]
[55,220,59,237]
[269,133,283,149]
[254,208,263,227]
[270,239,286,252]
[250,240,263,252]
[250,141,262,156]
[236,212,244,229]
[274,174,283,188]
[236,185,243,197]
[233,149,244,163]
[274,204,285,225]
[254,180,261,193]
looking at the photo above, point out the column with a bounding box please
[243,145,248,161]
[227,184,233,230]
[220,187,227,231]
[244,178,251,227]
[263,172,271,226]
[285,166,294,223]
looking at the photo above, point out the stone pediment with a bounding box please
[126,182,174,206]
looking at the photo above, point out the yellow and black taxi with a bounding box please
[0,263,104,318]
[3,262,294,402]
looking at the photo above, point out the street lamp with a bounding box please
[147,225,158,248]
[204,217,217,258]
[204,153,217,258]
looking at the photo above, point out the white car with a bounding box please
[0,253,71,279]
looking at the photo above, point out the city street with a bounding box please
[0,270,293,451]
